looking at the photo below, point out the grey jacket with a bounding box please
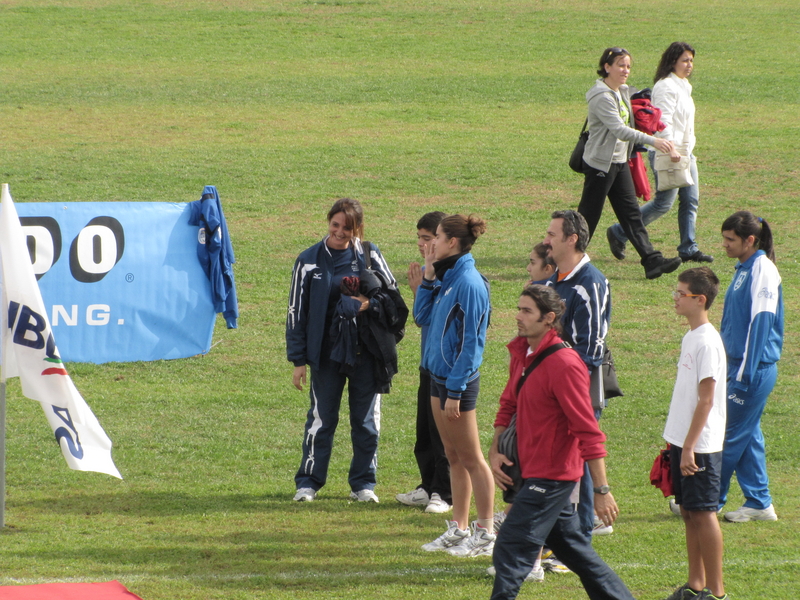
[582,79,658,173]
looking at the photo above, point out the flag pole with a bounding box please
[0,380,5,528]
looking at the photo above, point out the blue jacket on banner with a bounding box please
[189,186,239,328]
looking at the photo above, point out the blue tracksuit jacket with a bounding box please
[546,254,611,371]
[286,236,395,370]
[413,253,490,398]
[720,249,783,391]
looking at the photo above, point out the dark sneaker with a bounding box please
[645,256,683,280]
[681,251,714,263]
[664,583,703,600]
[606,227,626,260]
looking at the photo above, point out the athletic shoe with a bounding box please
[663,583,703,600]
[681,251,714,263]
[606,227,626,260]
[700,591,728,600]
[425,493,452,514]
[447,522,496,557]
[542,557,571,574]
[493,510,507,532]
[669,499,682,516]
[645,256,683,280]
[591,515,613,536]
[396,487,429,506]
[421,520,470,552]
[293,487,316,502]
[350,489,379,503]
[487,565,545,582]
[724,504,777,522]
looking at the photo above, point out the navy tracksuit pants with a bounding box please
[295,351,381,493]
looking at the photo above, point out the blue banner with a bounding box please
[15,202,217,363]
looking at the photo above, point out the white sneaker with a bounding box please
[669,499,682,516]
[487,565,544,582]
[542,557,571,573]
[447,522,496,557]
[493,510,507,532]
[396,487,429,506]
[591,515,613,536]
[425,493,452,514]
[421,520,469,552]
[724,504,778,522]
[293,487,316,502]
[350,489,379,503]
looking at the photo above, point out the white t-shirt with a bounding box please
[663,322,727,453]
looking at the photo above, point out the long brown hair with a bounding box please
[654,42,695,83]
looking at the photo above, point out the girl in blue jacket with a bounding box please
[718,211,783,522]
[414,214,496,557]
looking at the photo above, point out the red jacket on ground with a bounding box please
[494,329,607,481]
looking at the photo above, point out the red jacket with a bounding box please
[494,329,607,481]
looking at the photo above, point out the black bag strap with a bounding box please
[579,118,588,134]
[515,341,570,395]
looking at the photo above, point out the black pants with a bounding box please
[414,370,452,502]
[578,161,662,268]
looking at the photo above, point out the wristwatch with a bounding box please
[593,485,611,495]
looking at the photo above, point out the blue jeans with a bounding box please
[295,350,381,493]
[719,363,777,511]
[609,151,700,258]
[491,479,635,600]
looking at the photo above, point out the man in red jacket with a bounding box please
[488,285,635,600]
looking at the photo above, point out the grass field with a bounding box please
[1,1,799,599]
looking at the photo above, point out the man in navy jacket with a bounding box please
[543,210,612,539]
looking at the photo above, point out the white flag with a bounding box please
[0,184,122,478]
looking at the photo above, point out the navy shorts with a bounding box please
[430,374,480,412]
[670,445,722,511]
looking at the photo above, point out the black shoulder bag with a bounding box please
[568,118,589,173]
[497,341,570,503]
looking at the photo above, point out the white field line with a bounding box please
[2,557,800,586]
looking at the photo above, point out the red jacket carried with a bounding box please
[494,329,607,482]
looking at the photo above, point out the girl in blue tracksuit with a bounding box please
[414,214,496,557]
[718,211,783,522]
[286,198,397,504]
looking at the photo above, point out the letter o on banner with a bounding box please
[69,216,125,283]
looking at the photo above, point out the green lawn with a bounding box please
[0,1,798,599]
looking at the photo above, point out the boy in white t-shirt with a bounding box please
[663,267,728,600]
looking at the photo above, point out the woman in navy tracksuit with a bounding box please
[414,214,496,557]
[286,198,397,504]
[718,211,783,522]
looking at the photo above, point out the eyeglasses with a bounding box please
[672,290,703,300]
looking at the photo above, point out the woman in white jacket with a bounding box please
[606,42,713,264]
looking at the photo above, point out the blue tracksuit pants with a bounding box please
[295,350,381,493]
[719,362,777,510]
